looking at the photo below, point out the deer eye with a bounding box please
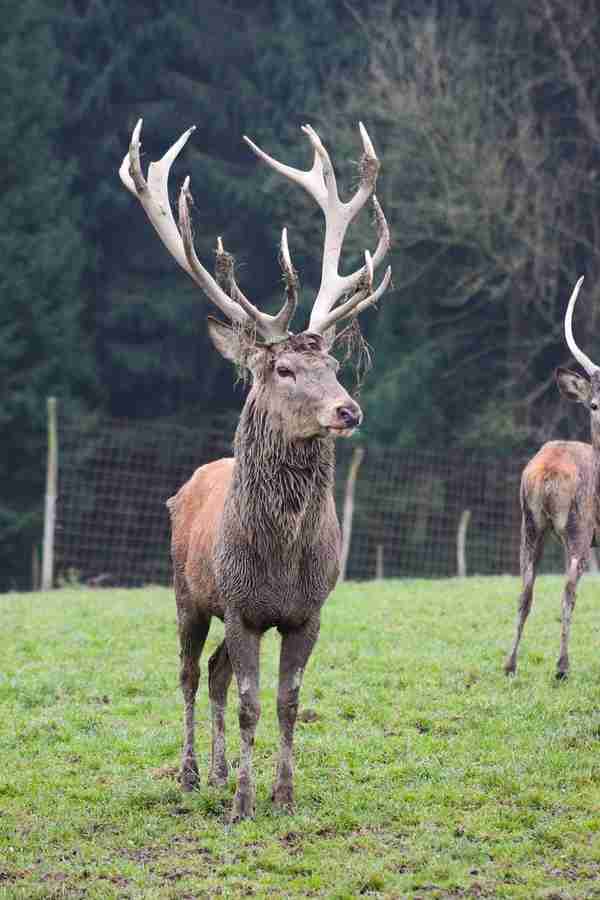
[276,365,295,379]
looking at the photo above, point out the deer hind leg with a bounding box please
[504,507,546,676]
[272,615,320,812]
[556,532,590,679]
[176,585,210,791]
[207,639,233,787]
[225,614,262,823]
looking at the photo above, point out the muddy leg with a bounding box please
[207,639,233,787]
[504,513,545,675]
[272,615,320,811]
[556,549,587,679]
[225,614,261,822]
[178,610,210,791]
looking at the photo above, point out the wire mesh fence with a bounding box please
[54,416,567,587]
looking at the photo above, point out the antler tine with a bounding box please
[119,120,247,326]
[120,120,294,344]
[243,131,328,210]
[214,236,232,292]
[322,263,393,331]
[308,121,388,333]
[308,196,391,336]
[273,227,299,331]
[179,185,295,341]
[213,233,265,322]
[244,122,390,336]
[327,196,391,311]
[565,276,600,375]
[213,233,298,339]
[177,178,248,327]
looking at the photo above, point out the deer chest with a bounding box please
[214,536,339,632]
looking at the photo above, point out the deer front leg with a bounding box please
[272,615,320,812]
[225,613,261,822]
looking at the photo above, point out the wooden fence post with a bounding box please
[41,397,58,591]
[457,509,471,577]
[339,446,365,584]
[375,544,384,580]
[32,544,40,592]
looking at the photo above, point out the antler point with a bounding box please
[359,121,377,159]
[131,118,143,146]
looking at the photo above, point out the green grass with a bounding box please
[2,577,600,898]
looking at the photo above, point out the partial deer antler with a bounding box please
[119,119,294,344]
[244,123,392,335]
[565,276,600,375]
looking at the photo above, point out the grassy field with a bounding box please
[2,577,600,898]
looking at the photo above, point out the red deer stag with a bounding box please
[119,119,391,820]
[505,277,600,679]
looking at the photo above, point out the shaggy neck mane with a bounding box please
[231,393,335,553]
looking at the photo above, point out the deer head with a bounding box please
[209,322,361,439]
[557,277,600,433]
[119,119,391,438]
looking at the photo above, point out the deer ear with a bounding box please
[206,317,263,371]
[556,367,592,405]
[206,317,243,363]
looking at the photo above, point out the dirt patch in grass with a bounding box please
[150,764,179,781]
[546,862,600,882]
[119,835,215,866]
[298,708,319,722]
[0,869,30,882]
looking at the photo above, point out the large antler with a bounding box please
[119,119,295,344]
[244,123,392,335]
[565,276,600,376]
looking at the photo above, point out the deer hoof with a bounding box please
[180,758,199,792]
[503,659,516,676]
[271,783,295,813]
[555,669,569,681]
[208,764,229,789]
[230,792,255,823]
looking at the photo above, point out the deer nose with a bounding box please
[336,402,362,428]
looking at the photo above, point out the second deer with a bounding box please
[505,277,600,678]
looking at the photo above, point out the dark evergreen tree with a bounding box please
[0,0,93,590]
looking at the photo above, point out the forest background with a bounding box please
[2,0,600,590]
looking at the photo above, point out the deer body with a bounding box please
[119,118,391,820]
[505,279,600,678]
[520,441,599,542]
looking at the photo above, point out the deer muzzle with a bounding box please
[321,399,363,437]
